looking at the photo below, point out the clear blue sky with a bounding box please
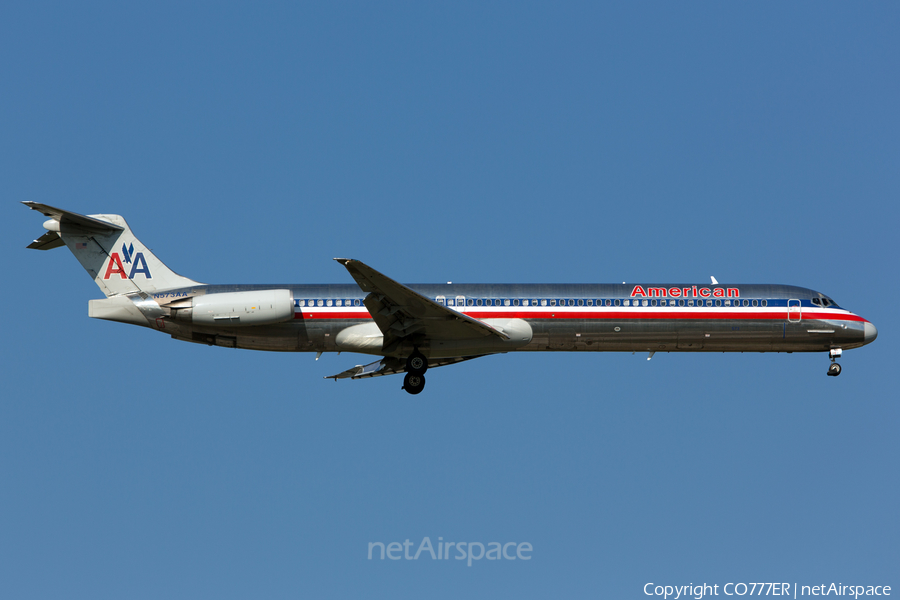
[2,3,897,598]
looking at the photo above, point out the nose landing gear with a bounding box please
[827,348,842,377]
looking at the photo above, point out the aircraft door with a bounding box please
[788,299,801,322]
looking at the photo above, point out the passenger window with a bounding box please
[761,300,767,307]
[447,299,455,306]
[614,299,620,306]
[513,299,520,306]
[678,299,685,306]
[467,299,474,306]
[743,299,749,307]
[752,299,758,307]
[688,299,694,306]
[578,299,584,306]
[317,300,324,307]
[476,299,483,306]
[541,299,547,306]
[650,299,657,306]
[505,299,511,306]
[706,300,712,307]
[715,299,722,307]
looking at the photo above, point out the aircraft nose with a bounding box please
[864,322,878,344]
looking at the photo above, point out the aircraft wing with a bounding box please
[334,258,510,352]
[325,355,484,380]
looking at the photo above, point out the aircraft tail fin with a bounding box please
[23,202,200,297]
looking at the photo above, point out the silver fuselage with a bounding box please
[144,282,875,358]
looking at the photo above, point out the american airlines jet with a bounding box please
[24,202,877,394]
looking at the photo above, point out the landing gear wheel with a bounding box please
[406,350,428,375]
[403,373,426,395]
[827,363,842,377]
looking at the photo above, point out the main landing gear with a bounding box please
[827,348,842,377]
[403,372,426,395]
[402,349,428,395]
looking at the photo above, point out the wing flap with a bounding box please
[325,355,485,380]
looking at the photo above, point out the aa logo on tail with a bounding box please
[104,243,152,280]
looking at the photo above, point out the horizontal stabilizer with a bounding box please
[27,230,66,250]
[22,201,124,233]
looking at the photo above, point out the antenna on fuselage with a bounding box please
[710,276,719,285]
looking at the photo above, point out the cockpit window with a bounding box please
[813,295,839,308]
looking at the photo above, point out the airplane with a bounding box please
[24,202,877,394]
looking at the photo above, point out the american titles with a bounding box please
[631,285,739,299]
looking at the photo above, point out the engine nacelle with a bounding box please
[176,289,294,326]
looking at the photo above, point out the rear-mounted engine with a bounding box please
[171,289,294,326]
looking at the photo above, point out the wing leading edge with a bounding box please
[327,258,510,383]
[334,258,509,352]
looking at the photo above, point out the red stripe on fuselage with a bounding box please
[293,310,867,322]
